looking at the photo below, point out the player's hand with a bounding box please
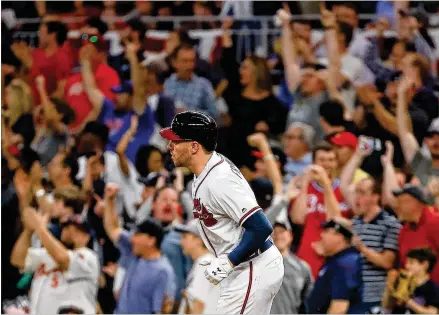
[104,183,120,201]
[352,235,365,251]
[200,255,234,285]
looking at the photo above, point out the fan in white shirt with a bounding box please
[176,220,220,314]
[11,208,99,314]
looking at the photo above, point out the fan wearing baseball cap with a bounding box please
[176,220,220,314]
[329,132,370,184]
[80,46,156,162]
[392,184,439,284]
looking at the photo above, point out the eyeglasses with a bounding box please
[284,134,304,141]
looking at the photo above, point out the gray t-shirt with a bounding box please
[286,90,328,141]
[410,150,439,185]
[31,128,69,166]
[271,253,313,314]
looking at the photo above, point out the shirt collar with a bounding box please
[327,246,356,262]
[193,152,221,185]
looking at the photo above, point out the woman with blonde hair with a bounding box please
[220,19,287,167]
[2,77,35,148]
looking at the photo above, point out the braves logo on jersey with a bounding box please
[193,198,217,227]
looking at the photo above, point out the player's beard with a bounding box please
[172,148,191,168]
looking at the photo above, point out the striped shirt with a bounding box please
[352,210,401,303]
[271,253,313,314]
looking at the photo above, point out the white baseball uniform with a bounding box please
[23,247,100,314]
[178,252,220,314]
[191,152,284,314]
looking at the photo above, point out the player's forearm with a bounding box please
[10,230,33,269]
[34,223,70,269]
[228,211,273,266]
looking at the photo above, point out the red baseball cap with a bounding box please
[329,132,358,149]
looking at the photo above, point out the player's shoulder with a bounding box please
[72,247,99,261]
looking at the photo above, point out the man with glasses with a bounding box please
[283,122,314,184]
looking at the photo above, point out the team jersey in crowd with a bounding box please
[178,252,220,314]
[191,152,265,257]
[23,247,99,314]
[295,179,353,279]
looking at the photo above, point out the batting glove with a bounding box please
[200,255,234,285]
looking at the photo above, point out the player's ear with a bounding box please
[191,142,198,154]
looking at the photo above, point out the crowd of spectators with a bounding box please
[2,0,439,314]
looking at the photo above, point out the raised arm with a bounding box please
[126,43,147,115]
[396,77,419,164]
[247,133,283,196]
[102,183,122,243]
[321,3,344,89]
[116,115,138,177]
[80,46,104,115]
[381,142,400,210]
[277,6,301,92]
[311,165,342,220]
[35,76,65,134]
[290,170,312,225]
[340,139,371,209]
[25,207,70,270]
[10,228,33,270]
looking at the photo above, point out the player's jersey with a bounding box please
[23,247,100,314]
[295,179,353,279]
[191,152,263,257]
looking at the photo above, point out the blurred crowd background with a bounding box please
[2,0,439,314]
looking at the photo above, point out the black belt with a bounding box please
[243,239,273,262]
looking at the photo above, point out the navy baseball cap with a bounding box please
[321,220,353,240]
[392,184,428,204]
[61,215,91,234]
[111,81,133,94]
[160,111,218,151]
[134,218,164,239]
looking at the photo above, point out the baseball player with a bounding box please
[10,208,99,314]
[160,111,284,314]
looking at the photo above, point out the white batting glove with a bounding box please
[200,255,234,285]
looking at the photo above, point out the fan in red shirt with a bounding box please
[393,184,439,284]
[11,21,73,106]
[64,35,120,133]
[289,143,353,279]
